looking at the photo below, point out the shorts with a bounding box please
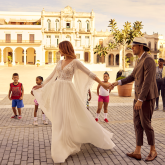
[98,95,109,103]
[12,99,24,108]
[34,99,39,105]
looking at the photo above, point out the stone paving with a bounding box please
[0,93,165,165]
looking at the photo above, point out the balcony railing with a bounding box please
[0,40,42,44]
[45,45,58,48]
[45,28,60,32]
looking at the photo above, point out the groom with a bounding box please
[112,37,158,161]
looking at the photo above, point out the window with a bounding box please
[85,36,90,47]
[66,22,70,28]
[6,34,11,43]
[55,20,59,31]
[155,42,157,51]
[148,42,151,50]
[76,36,81,47]
[34,50,36,54]
[46,35,51,46]
[55,36,59,47]
[77,20,81,30]
[47,19,51,31]
[76,54,80,59]
[17,34,22,43]
[99,39,103,47]
[154,55,157,59]
[66,36,71,42]
[86,20,90,31]
[29,34,34,43]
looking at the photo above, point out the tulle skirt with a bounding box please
[34,79,115,163]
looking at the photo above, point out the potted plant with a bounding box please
[36,60,40,67]
[116,71,133,97]
[8,56,12,67]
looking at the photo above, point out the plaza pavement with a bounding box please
[0,91,165,165]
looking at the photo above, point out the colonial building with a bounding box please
[0,6,162,67]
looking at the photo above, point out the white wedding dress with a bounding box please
[33,59,115,163]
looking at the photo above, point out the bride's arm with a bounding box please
[33,61,59,90]
[75,60,111,90]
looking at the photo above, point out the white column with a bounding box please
[1,48,4,65]
[114,55,116,66]
[24,48,26,65]
[12,49,15,65]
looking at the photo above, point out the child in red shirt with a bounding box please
[8,73,24,119]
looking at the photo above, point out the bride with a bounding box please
[33,41,115,163]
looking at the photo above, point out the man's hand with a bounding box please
[134,100,143,110]
[111,81,118,87]
[19,96,23,100]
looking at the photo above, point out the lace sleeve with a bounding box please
[75,59,96,79]
[42,60,60,87]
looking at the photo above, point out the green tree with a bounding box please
[108,19,143,70]
[94,45,108,63]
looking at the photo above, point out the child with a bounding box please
[95,71,111,123]
[8,73,24,119]
[31,76,48,126]
[86,89,91,110]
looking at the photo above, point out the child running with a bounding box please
[31,76,48,126]
[8,73,24,119]
[95,71,111,123]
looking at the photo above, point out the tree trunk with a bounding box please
[123,45,125,71]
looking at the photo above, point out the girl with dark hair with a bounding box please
[31,76,48,126]
[33,41,115,163]
[95,72,111,123]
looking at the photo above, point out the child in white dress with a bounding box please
[31,76,48,126]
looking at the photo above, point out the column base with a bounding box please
[12,62,15,65]
[0,62,4,65]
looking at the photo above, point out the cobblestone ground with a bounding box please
[0,102,165,165]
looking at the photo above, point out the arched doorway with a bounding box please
[15,47,24,64]
[56,51,61,63]
[26,48,36,64]
[116,54,119,65]
[96,54,105,63]
[4,47,13,63]
[108,54,114,66]
[84,52,89,62]
[126,53,133,67]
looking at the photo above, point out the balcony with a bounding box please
[150,48,159,53]
[0,40,42,45]
[0,25,42,30]
[44,45,59,49]
[44,28,60,32]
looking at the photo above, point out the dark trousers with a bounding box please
[156,80,165,107]
[133,99,155,146]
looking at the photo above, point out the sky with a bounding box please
[0,0,165,37]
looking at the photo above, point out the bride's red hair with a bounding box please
[59,41,77,59]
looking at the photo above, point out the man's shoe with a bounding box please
[145,151,157,161]
[95,118,98,122]
[126,152,141,160]
[154,107,159,111]
[163,107,165,112]
[104,118,109,123]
